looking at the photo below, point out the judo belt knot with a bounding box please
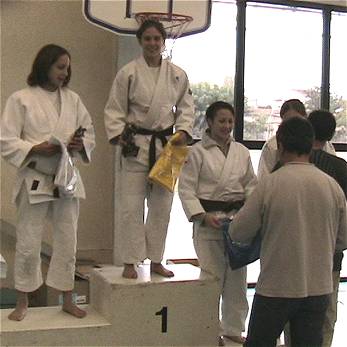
[136,125,174,171]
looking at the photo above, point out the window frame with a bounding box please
[233,0,347,151]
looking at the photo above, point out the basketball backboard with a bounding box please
[83,0,212,38]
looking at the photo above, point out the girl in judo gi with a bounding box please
[104,20,195,279]
[178,101,257,345]
[1,44,95,320]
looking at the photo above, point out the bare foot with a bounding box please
[8,306,28,321]
[223,335,246,344]
[62,291,86,318]
[150,263,174,277]
[8,291,28,321]
[62,302,87,318]
[122,264,138,279]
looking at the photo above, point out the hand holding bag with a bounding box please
[148,133,189,192]
[53,137,77,197]
[221,219,261,270]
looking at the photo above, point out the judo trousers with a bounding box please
[118,170,174,264]
[14,187,79,292]
[193,234,248,336]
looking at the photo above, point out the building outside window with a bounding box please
[330,11,347,144]
[244,2,322,141]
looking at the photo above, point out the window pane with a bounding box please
[170,0,237,139]
[244,3,322,141]
[330,12,347,144]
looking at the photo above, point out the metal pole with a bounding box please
[234,0,247,142]
[321,9,331,110]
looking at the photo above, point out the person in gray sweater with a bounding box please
[307,110,346,346]
[230,116,347,347]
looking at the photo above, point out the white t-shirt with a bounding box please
[40,88,61,116]
[149,66,160,84]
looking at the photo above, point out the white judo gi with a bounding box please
[1,86,95,292]
[258,135,336,179]
[104,55,194,264]
[178,132,258,336]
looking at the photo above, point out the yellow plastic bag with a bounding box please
[148,133,189,192]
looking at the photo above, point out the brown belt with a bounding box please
[199,199,245,213]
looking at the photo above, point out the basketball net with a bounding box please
[135,12,193,60]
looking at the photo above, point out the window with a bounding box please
[164,1,347,283]
[330,11,347,143]
[171,0,237,139]
[244,3,322,141]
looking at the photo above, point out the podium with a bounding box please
[91,264,219,345]
[1,264,220,346]
[0,305,111,346]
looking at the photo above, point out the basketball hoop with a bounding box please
[135,12,193,60]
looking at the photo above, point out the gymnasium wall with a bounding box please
[0,0,119,262]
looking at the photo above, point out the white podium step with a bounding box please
[0,305,111,346]
[1,264,220,346]
[90,263,220,346]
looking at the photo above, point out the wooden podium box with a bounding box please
[90,263,220,346]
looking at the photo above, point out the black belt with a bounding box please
[136,126,174,171]
[199,199,245,213]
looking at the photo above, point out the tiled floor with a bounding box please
[224,283,347,346]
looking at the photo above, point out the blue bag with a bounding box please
[221,219,261,270]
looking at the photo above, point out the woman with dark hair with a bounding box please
[1,44,95,321]
[104,19,194,279]
[179,101,257,345]
[257,99,335,179]
[27,44,72,87]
